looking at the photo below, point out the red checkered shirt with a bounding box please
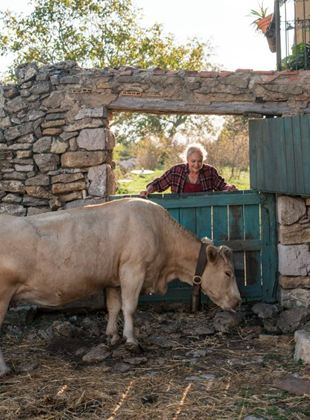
[147,163,232,193]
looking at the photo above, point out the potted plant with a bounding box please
[250,2,276,52]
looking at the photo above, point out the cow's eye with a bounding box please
[225,271,231,277]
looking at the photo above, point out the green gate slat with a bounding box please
[301,115,310,186]
[234,251,245,291]
[283,117,296,194]
[244,204,260,240]
[196,206,212,239]
[229,205,244,240]
[213,205,228,241]
[246,251,261,286]
[180,208,196,233]
[167,208,180,223]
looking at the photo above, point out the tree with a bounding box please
[0,0,212,77]
[0,0,216,149]
[205,116,249,180]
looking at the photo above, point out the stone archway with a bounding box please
[1,61,309,215]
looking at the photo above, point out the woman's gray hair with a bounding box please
[182,143,208,162]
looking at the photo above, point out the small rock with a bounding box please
[277,308,309,334]
[52,320,76,337]
[252,302,279,319]
[273,374,310,395]
[185,349,208,358]
[113,362,131,373]
[123,357,148,366]
[15,361,39,374]
[82,344,111,363]
[185,373,215,381]
[294,330,310,363]
[213,311,240,333]
[141,394,158,404]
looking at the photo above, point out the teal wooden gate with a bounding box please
[111,190,277,303]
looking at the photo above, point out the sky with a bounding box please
[0,0,281,76]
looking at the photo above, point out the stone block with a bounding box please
[51,180,86,194]
[279,275,310,289]
[42,128,63,136]
[0,203,26,216]
[25,174,50,186]
[51,173,84,184]
[74,106,106,120]
[34,153,59,173]
[51,139,68,154]
[294,330,310,363]
[277,196,306,225]
[58,191,83,203]
[278,244,310,276]
[0,180,25,193]
[77,128,107,150]
[64,118,103,132]
[33,137,52,153]
[279,288,310,308]
[61,151,106,168]
[88,164,107,197]
[25,186,51,199]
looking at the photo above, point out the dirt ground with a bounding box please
[0,302,309,420]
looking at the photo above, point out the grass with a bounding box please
[116,168,250,194]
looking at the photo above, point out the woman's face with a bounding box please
[187,151,203,173]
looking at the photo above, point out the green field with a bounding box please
[116,168,250,194]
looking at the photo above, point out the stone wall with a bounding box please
[277,196,310,309]
[1,61,310,215]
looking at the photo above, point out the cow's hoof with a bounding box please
[107,335,121,347]
[125,341,143,354]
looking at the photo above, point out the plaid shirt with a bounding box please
[147,163,232,193]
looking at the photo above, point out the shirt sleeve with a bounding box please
[146,168,173,193]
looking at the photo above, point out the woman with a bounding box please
[140,143,237,196]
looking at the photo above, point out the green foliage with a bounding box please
[282,43,310,70]
[249,1,270,29]
[0,0,211,77]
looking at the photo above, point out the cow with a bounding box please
[0,197,241,376]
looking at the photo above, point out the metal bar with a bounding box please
[275,0,282,70]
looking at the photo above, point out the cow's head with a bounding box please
[201,244,241,311]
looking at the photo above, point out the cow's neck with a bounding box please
[168,229,202,287]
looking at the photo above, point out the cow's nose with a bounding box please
[233,297,242,310]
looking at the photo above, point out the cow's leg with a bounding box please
[119,265,145,346]
[105,287,121,345]
[0,287,16,376]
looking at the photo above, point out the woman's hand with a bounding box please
[140,190,149,197]
[225,185,238,192]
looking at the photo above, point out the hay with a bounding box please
[0,305,309,419]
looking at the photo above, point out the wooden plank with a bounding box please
[283,117,297,194]
[273,118,288,193]
[244,204,260,240]
[215,239,261,251]
[167,208,180,223]
[229,205,244,240]
[196,206,212,239]
[246,251,261,286]
[213,205,228,241]
[180,208,196,233]
[233,251,245,289]
[300,115,310,195]
[292,115,305,194]
[261,193,278,302]
[249,119,259,189]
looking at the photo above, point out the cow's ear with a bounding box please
[220,245,233,260]
[207,244,218,263]
[201,236,212,245]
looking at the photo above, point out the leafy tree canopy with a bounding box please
[0,0,216,146]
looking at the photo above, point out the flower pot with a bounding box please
[256,14,273,34]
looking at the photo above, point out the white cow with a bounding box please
[0,198,241,375]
